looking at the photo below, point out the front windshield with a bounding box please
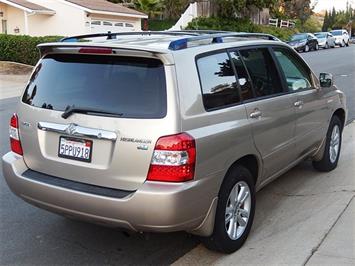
[290,34,307,41]
[315,33,326,38]
[331,30,342,36]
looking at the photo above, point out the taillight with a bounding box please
[9,114,23,155]
[147,133,196,182]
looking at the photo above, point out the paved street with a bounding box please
[0,45,354,265]
[301,45,355,123]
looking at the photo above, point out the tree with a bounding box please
[162,0,189,19]
[322,10,329,31]
[133,0,161,17]
[216,0,277,19]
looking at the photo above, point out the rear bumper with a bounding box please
[334,39,343,45]
[2,152,219,236]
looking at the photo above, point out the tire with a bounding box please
[304,44,310,52]
[315,43,319,50]
[346,41,349,47]
[312,116,343,172]
[201,165,256,253]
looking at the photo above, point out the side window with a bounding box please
[239,48,283,98]
[272,47,312,92]
[229,50,254,101]
[197,52,240,110]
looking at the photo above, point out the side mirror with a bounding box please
[319,73,333,88]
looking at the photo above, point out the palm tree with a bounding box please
[134,0,161,17]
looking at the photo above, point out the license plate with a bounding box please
[58,136,93,162]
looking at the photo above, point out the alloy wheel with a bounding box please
[225,181,251,240]
[329,125,340,163]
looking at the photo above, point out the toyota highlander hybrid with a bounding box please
[2,31,347,253]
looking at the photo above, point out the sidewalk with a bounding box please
[0,62,32,100]
[0,74,30,100]
[174,123,355,265]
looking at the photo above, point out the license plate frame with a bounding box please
[58,136,93,163]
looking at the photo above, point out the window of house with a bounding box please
[103,21,113,26]
[125,23,134,28]
[91,21,101,26]
[115,22,124,27]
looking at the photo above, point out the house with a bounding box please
[0,0,147,36]
[170,1,270,30]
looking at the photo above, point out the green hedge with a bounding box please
[148,19,177,31]
[0,34,63,66]
[186,17,298,41]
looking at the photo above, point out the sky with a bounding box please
[312,0,355,12]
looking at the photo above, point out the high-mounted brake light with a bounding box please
[9,114,23,155]
[79,48,113,54]
[147,133,196,182]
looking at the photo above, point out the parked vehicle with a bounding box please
[330,29,350,47]
[287,33,319,52]
[314,32,336,49]
[2,31,347,254]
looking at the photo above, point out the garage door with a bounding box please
[90,20,136,33]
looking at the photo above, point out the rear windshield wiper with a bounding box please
[61,105,123,119]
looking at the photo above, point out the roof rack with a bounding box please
[167,32,281,50]
[60,31,199,42]
[60,31,280,51]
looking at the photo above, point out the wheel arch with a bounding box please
[333,108,346,129]
[225,154,261,186]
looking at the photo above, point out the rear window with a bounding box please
[22,54,167,119]
[331,30,342,36]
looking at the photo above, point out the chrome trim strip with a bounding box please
[38,122,117,141]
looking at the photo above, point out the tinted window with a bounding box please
[197,52,240,110]
[239,48,283,98]
[273,47,312,91]
[22,54,167,118]
[229,51,254,101]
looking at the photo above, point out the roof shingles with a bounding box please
[65,0,146,17]
[5,0,53,11]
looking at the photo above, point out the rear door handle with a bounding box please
[250,109,262,119]
[38,122,117,141]
[294,100,304,108]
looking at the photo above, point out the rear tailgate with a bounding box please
[18,51,179,191]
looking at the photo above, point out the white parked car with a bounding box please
[314,32,336,49]
[330,29,350,47]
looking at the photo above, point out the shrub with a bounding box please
[186,17,298,41]
[148,19,177,31]
[0,34,63,66]
[255,25,298,41]
[186,17,259,33]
